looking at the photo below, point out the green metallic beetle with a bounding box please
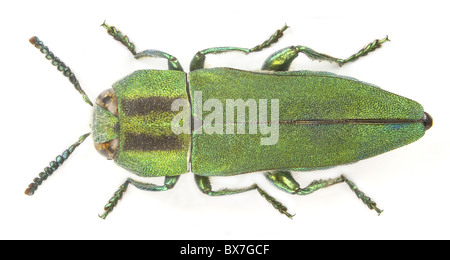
[25,23,432,219]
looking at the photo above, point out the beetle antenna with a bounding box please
[29,36,93,106]
[25,133,90,196]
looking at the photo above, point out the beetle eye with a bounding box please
[95,88,118,116]
[94,138,119,160]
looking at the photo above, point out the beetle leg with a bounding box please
[99,180,129,219]
[189,25,288,71]
[194,175,294,218]
[102,21,137,55]
[99,176,180,219]
[135,50,184,71]
[265,171,383,215]
[101,22,183,72]
[262,36,389,71]
[127,176,180,191]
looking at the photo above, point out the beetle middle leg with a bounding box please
[194,175,294,218]
[262,36,389,71]
[189,25,288,71]
[99,176,180,219]
[265,171,383,215]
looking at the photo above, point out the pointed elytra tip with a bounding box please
[423,112,433,130]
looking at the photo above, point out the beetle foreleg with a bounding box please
[127,176,180,192]
[135,50,184,71]
[262,36,389,71]
[99,176,180,219]
[189,25,288,71]
[265,171,383,215]
[101,21,137,55]
[101,22,183,72]
[99,180,129,219]
[194,175,293,218]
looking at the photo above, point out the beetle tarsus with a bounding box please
[99,180,130,219]
[256,187,294,219]
[101,21,137,55]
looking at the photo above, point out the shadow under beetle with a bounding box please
[25,22,432,219]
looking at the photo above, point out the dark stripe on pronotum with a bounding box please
[121,97,178,116]
[123,133,183,151]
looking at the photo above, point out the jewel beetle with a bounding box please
[25,22,432,219]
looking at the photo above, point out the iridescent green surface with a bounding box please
[112,70,190,177]
[189,68,425,176]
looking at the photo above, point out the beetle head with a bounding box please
[92,88,119,160]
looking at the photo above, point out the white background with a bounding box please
[1,0,449,240]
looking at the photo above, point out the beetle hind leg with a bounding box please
[265,171,383,215]
[262,36,389,71]
[194,175,294,218]
[99,176,180,219]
